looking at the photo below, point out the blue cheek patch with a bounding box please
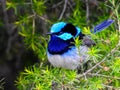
[58,33,73,40]
[51,22,66,33]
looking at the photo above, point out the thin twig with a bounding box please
[37,15,52,24]
[1,0,17,55]
[67,0,73,11]
[31,0,35,35]
[31,0,51,24]
[32,17,35,35]
[31,0,35,14]
[1,0,9,33]
[52,1,63,8]
[102,84,120,89]
[88,73,120,80]
[85,0,89,25]
[59,0,68,20]
[79,40,120,78]
[95,69,101,74]
[108,1,120,31]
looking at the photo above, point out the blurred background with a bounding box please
[0,0,119,90]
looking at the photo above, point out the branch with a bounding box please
[1,0,17,56]
[102,84,120,89]
[1,0,9,32]
[36,14,52,24]
[67,0,73,11]
[79,40,120,78]
[32,16,35,35]
[52,1,63,8]
[88,73,120,80]
[59,0,68,20]
[85,0,89,25]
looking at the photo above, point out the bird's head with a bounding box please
[48,22,81,40]
[47,22,83,54]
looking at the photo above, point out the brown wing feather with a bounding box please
[82,36,95,47]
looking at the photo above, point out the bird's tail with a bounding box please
[91,19,114,34]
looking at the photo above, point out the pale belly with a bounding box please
[47,46,89,70]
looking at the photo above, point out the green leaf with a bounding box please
[111,58,120,74]
[32,0,46,16]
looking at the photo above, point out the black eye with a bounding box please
[62,23,77,37]
[58,31,63,35]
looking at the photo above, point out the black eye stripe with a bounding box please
[53,31,63,35]
[52,23,81,37]
[58,31,63,35]
[61,23,77,37]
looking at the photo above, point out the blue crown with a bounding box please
[50,22,66,33]
[50,22,81,40]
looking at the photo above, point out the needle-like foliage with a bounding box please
[6,0,120,90]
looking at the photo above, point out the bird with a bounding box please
[47,20,114,70]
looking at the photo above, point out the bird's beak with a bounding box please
[46,32,52,35]
[46,32,56,35]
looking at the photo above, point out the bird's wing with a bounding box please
[82,36,95,47]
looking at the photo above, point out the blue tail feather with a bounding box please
[91,19,114,34]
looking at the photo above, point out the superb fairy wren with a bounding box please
[47,20,114,70]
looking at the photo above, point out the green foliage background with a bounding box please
[5,0,120,90]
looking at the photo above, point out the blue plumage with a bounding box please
[50,22,66,33]
[47,19,114,69]
[58,33,73,40]
[48,35,74,54]
[92,19,114,33]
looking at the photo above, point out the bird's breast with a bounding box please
[47,46,89,70]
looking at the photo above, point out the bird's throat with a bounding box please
[48,35,74,54]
